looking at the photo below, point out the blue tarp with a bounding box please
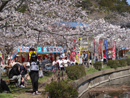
[56,22,88,27]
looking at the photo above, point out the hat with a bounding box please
[31,53,37,58]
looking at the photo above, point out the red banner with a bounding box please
[112,41,116,60]
[70,50,75,62]
[98,39,102,59]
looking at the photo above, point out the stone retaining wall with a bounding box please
[71,66,130,97]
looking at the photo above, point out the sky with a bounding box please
[127,0,130,5]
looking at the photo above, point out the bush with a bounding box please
[125,59,130,66]
[45,81,78,98]
[118,59,127,67]
[66,65,86,80]
[107,60,119,69]
[93,61,102,71]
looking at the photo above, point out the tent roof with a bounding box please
[56,22,88,27]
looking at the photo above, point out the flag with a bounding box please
[94,39,95,57]
[98,39,103,59]
[112,41,116,60]
[70,50,75,62]
[104,40,109,59]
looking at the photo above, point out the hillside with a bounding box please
[77,0,130,26]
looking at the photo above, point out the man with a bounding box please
[41,56,49,71]
[9,64,22,88]
[82,51,88,66]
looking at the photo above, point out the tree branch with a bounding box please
[0,0,11,12]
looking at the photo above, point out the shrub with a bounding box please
[66,65,86,80]
[93,61,102,71]
[125,59,130,66]
[107,60,119,69]
[118,59,127,67]
[45,81,78,98]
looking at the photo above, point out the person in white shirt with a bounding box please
[52,59,57,72]
[56,57,64,70]
[63,57,70,67]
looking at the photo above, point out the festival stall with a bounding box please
[37,46,64,62]
[11,46,64,63]
[11,46,30,63]
[119,47,130,58]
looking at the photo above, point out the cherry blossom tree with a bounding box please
[0,0,130,54]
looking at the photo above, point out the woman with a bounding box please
[29,53,39,95]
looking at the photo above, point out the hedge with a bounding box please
[66,65,86,80]
[107,59,130,69]
[125,59,130,66]
[93,61,102,71]
[118,59,127,67]
[45,81,78,98]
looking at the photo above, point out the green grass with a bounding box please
[63,78,73,83]
[86,66,111,75]
[0,72,53,98]
[86,68,99,75]
[0,93,13,98]
[1,73,9,80]
[101,66,111,70]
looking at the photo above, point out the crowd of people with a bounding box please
[0,53,74,95]
[1,51,105,95]
[0,50,109,96]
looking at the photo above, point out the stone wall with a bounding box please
[71,66,130,97]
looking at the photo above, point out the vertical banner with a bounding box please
[70,50,75,62]
[98,39,103,59]
[94,39,95,57]
[88,39,89,57]
[104,40,109,59]
[112,41,116,60]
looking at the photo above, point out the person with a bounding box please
[103,54,107,64]
[63,56,70,67]
[89,52,92,65]
[57,57,64,70]
[41,56,48,71]
[96,56,99,61]
[52,59,57,72]
[10,59,16,67]
[29,53,39,95]
[82,51,88,66]
[38,59,42,69]
[20,62,28,87]
[38,59,43,78]
[15,57,19,62]
[0,79,12,93]
[8,63,22,88]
